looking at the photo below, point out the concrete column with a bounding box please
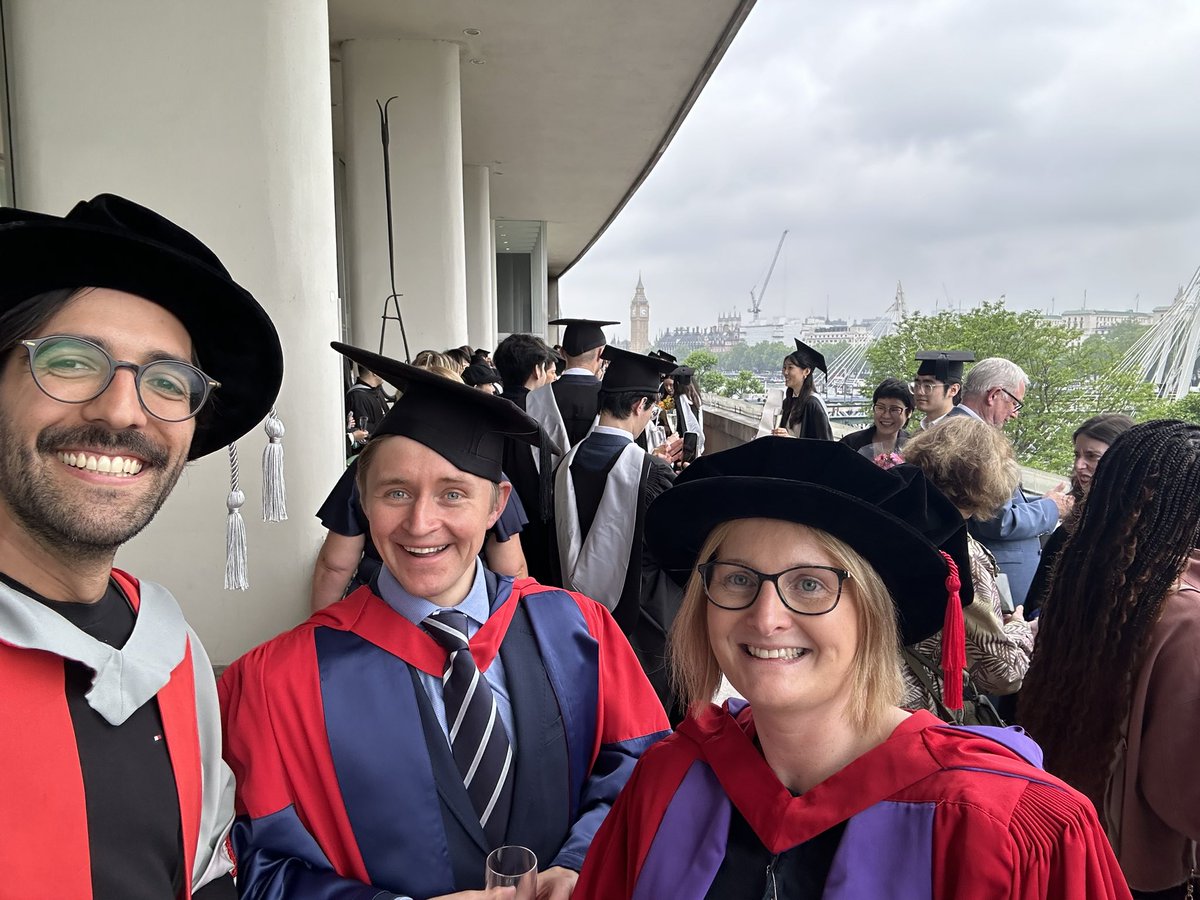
[463,164,495,351]
[7,0,343,663]
[341,39,468,358]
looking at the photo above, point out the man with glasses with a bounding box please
[947,356,1073,606]
[912,350,975,429]
[0,194,282,898]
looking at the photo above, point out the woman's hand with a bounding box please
[1003,604,1026,625]
[770,427,793,438]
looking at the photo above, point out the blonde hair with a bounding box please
[903,417,1020,520]
[412,349,456,371]
[669,520,904,730]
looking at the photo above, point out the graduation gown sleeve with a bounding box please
[219,642,386,900]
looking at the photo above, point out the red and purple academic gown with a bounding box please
[0,569,236,899]
[219,571,670,900]
[575,703,1133,900]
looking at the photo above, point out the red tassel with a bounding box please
[939,550,966,711]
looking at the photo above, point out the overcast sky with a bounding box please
[561,0,1200,343]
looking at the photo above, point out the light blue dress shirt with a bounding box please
[375,558,516,755]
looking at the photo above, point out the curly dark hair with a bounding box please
[1019,420,1200,818]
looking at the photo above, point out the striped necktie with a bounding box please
[423,610,514,848]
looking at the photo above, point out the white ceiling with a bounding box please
[329,0,756,276]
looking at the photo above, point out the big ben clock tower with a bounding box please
[630,274,650,353]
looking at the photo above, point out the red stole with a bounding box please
[0,569,202,899]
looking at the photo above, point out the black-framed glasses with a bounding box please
[22,335,220,422]
[872,402,907,416]
[909,380,944,394]
[997,387,1024,411]
[697,560,850,615]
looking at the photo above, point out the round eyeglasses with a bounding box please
[697,561,850,615]
[22,335,220,422]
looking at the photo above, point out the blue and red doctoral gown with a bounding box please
[0,569,235,899]
[219,572,670,899]
[574,703,1133,900]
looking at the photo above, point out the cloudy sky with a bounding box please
[561,0,1200,343]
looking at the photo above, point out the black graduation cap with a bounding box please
[915,350,975,383]
[793,338,828,375]
[549,317,619,356]
[650,349,678,365]
[332,342,539,482]
[462,363,502,387]
[645,438,973,645]
[599,345,676,394]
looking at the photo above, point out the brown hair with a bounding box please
[902,417,1020,520]
[669,520,904,730]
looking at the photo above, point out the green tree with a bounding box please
[1160,391,1200,424]
[720,370,765,398]
[682,349,726,394]
[865,302,1159,471]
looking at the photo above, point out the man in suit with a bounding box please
[947,357,1073,606]
[221,345,669,900]
[527,318,617,457]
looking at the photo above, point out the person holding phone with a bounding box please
[554,346,685,718]
[669,364,705,458]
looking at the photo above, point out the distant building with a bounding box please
[1057,308,1154,336]
[630,275,650,353]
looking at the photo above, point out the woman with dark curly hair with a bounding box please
[1020,420,1200,898]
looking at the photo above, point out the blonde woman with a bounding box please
[901,417,1033,714]
[574,439,1130,899]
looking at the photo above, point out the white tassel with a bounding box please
[262,409,287,522]
[225,444,249,590]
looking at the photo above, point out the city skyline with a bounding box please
[561,0,1200,343]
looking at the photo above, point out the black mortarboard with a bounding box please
[651,349,678,365]
[462,363,502,387]
[792,338,828,375]
[549,317,619,356]
[333,342,539,482]
[915,350,975,383]
[599,345,676,394]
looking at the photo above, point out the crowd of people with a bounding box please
[1,192,1196,899]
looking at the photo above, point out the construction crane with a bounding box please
[748,229,789,324]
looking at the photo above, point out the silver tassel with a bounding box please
[225,443,249,590]
[262,409,287,522]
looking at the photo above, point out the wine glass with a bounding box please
[485,845,537,899]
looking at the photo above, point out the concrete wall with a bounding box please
[8,0,343,663]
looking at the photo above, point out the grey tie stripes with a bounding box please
[423,610,514,847]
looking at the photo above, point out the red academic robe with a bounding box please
[576,704,1132,900]
[220,575,669,899]
[0,570,219,899]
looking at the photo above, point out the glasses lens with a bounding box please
[778,566,843,613]
[702,563,761,609]
[911,381,940,393]
[30,337,111,402]
[873,404,906,415]
[139,361,210,421]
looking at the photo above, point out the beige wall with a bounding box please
[7,0,344,663]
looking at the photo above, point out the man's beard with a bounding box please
[0,415,186,561]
